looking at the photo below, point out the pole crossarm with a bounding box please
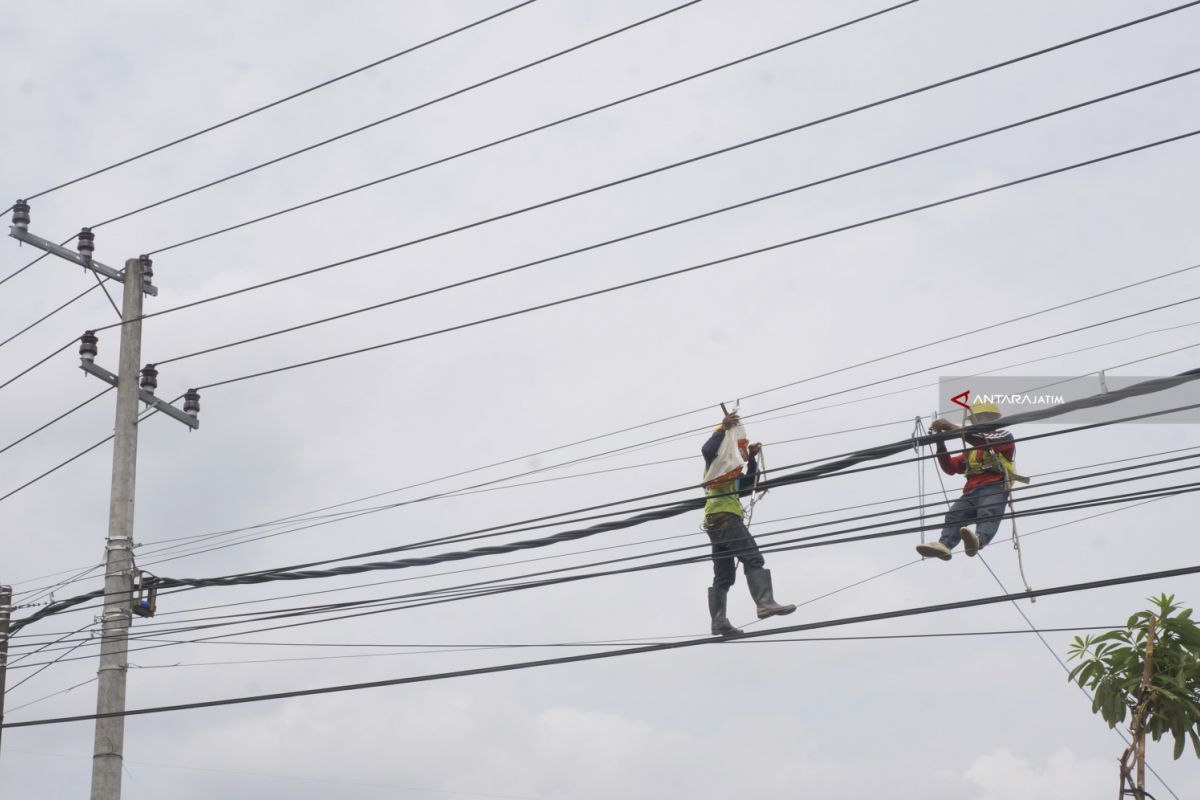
[8,226,158,296]
[80,361,198,430]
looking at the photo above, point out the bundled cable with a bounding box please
[12,368,1197,634]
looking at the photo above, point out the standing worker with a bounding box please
[702,412,796,636]
[917,401,1020,561]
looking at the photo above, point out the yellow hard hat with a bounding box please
[970,399,1002,419]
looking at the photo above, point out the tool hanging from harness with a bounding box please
[961,405,1036,601]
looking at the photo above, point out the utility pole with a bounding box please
[89,257,144,800]
[0,584,12,755]
[7,202,201,800]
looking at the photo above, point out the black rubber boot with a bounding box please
[746,567,796,619]
[708,587,742,635]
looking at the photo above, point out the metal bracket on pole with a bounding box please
[8,225,158,296]
[81,360,199,429]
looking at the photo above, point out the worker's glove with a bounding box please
[930,418,956,433]
[748,443,762,457]
[721,413,741,430]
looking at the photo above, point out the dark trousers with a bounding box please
[704,512,765,591]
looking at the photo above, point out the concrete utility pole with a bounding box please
[0,584,12,755]
[89,258,144,800]
[8,203,202,800]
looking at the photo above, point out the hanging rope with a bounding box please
[1000,456,1036,602]
[912,416,927,544]
[744,446,768,528]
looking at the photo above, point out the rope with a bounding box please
[744,447,768,528]
[1004,469,1036,601]
[912,416,927,544]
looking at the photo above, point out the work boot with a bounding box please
[960,528,981,557]
[708,587,742,636]
[745,568,796,619]
[916,541,952,561]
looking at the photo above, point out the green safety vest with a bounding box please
[703,473,745,518]
[965,447,1028,485]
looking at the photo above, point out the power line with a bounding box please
[22,434,1188,614]
[17,394,1200,643]
[0,387,112,458]
[6,294,1189,609]
[146,66,1200,370]
[90,3,1200,335]
[186,131,1200,391]
[129,261,1199,557]
[141,1,921,255]
[0,282,102,352]
[0,406,161,508]
[11,479,1182,664]
[84,0,706,232]
[19,0,541,203]
[7,562,1200,729]
[136,328,1197,568]
[16,476,1195,667]
[118,625,1119,670]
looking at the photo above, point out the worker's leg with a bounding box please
[971,483,1010,548]
[704,514,740,592]
[704,514,742,635]
[714,515,796,619]
[938,493,977,550]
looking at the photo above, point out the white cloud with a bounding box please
[963,747,1113,800]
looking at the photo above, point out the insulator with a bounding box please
[139,254,154,282]
[77,227,95,261]
[79,331,99,362]
[183,388,201,418]
[11,200,30,232]
[139,364,159,394]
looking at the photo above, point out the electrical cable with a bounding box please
[13,484,1193,665]
[32,294,1198,584]
[3,678,96,716]
[89,1,1200,334]
[123,261,1200,557]
[16,410,1200,647]
[15,475,1195,666]
[176,130,1200,391]
[10,307,1191,608]
[20,436,1185,619]
[144,1,921,256]
[0,387,113,459]
[18,0,541,203]
[85,1,706,232]
[0,406,161,508]
[0,338,77,394]
[145,66,1200,369]
[120,625,1120,671]
[7,562,1200,729]
[11,431,1191,646]
[112,462,1200,640]
[0,282,103,352]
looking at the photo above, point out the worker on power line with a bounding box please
[702,411,796,636]
[916,400,1020,561]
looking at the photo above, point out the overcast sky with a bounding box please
[2,1,1200,798]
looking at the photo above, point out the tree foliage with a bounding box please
[1067,594,1200,760]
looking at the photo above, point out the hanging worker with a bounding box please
[916,400,1020,561]
[702,412,796,636]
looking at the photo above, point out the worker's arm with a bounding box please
[701,429,725,470]
[740,446,760,494]
[930,418,965,475]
